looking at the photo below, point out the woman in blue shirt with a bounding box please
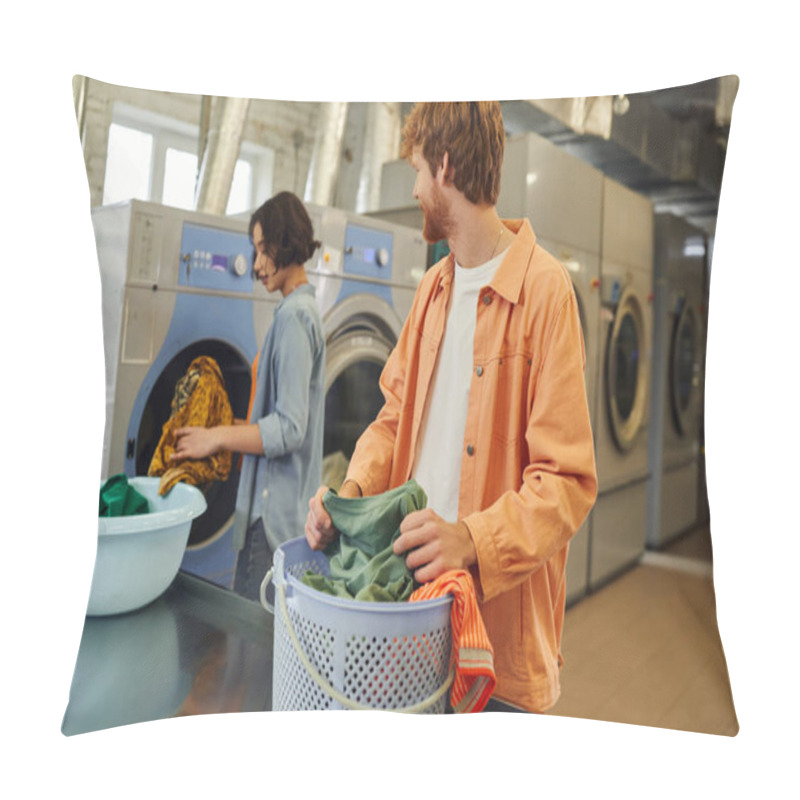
[171,191,326,599]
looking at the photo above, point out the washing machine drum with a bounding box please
[606,288,648,452]
[322,317,396,490]
[134,339,252,548]
[669,302,699,436]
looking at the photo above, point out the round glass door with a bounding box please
[669,301,698,436]
[322,301,399,491]
[134,339,251,548]
[606,287,648,451]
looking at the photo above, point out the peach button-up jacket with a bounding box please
[346,218,598,711]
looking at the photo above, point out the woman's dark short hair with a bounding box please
[249,191,321,269]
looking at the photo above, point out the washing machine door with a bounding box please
[131,339,252,549]
[669,298,700,437]
[605,286,648,452]
[322,294,401,490]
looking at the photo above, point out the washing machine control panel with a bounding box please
[343,224,393,281]
[178,223,254,294]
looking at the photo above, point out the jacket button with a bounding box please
[466,445,475,456]
[476,365,484,377]
[262,489,269,499]
[482,294,492,306]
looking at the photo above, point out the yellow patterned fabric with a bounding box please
[148,356,234,496]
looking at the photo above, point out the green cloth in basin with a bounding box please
[99,474,150,518]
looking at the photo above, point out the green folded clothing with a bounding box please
[302,480,426,602]
[99,474,150,518]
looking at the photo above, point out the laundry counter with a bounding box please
[62,572,274,736]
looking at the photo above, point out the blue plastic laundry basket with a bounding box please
[261,537,453,712]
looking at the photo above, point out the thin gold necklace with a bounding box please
[490,227,504,260]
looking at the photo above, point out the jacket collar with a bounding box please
[275,281,316,312]
[435,218,536,305]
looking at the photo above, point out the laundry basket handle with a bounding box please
[259,567,275,614]
[276,580,454,713]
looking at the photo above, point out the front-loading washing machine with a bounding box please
[496,131,603,607]
[301,204,428,490]
[589,177,654,590]
[647,213,707,548]
[93,200,272,590]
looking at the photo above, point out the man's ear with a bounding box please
[437,151,454,186]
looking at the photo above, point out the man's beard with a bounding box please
[421,183,451,245]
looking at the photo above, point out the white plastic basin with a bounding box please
[88,477,207,616]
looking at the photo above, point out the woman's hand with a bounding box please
[170,427,221,462]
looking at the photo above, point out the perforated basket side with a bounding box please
[271,538,453,712]
[273,597,339,710]
[340,627,451,712]
[272,539,336,710]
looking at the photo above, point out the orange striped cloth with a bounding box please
[409,569,496,713]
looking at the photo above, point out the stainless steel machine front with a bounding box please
[647,213,708,548]
[496,131,604,607]
[589,177,654,590]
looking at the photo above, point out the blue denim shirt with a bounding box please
[233,284,325,553]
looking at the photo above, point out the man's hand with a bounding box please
[393,508,477,584]
[170,427,220,462]
[304,479,361,550]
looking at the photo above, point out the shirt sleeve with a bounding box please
[463,290,599,603]
[256,308,316,459]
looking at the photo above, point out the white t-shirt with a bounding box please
[411,248,508,521]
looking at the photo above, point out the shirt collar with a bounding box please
[489,218,535,305]
[434,218,536,305]
[275,282,316,311]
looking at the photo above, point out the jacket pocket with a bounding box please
[487,352,533,446]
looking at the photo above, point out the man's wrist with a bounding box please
[458,520,478,568]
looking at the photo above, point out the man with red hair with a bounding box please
[306,102,597,713]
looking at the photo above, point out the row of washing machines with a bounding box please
[93,199,427,592]
[374,132,710,606]
[498,134,709,605]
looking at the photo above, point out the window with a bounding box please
[162,147,197,210]
[103,102,274,214]
[102,123,154,205]
[227,160,254,216]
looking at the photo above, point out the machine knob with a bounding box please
[376,248,389,267]
[233,253,249,277]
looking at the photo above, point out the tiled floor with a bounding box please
[547,524,739,736]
